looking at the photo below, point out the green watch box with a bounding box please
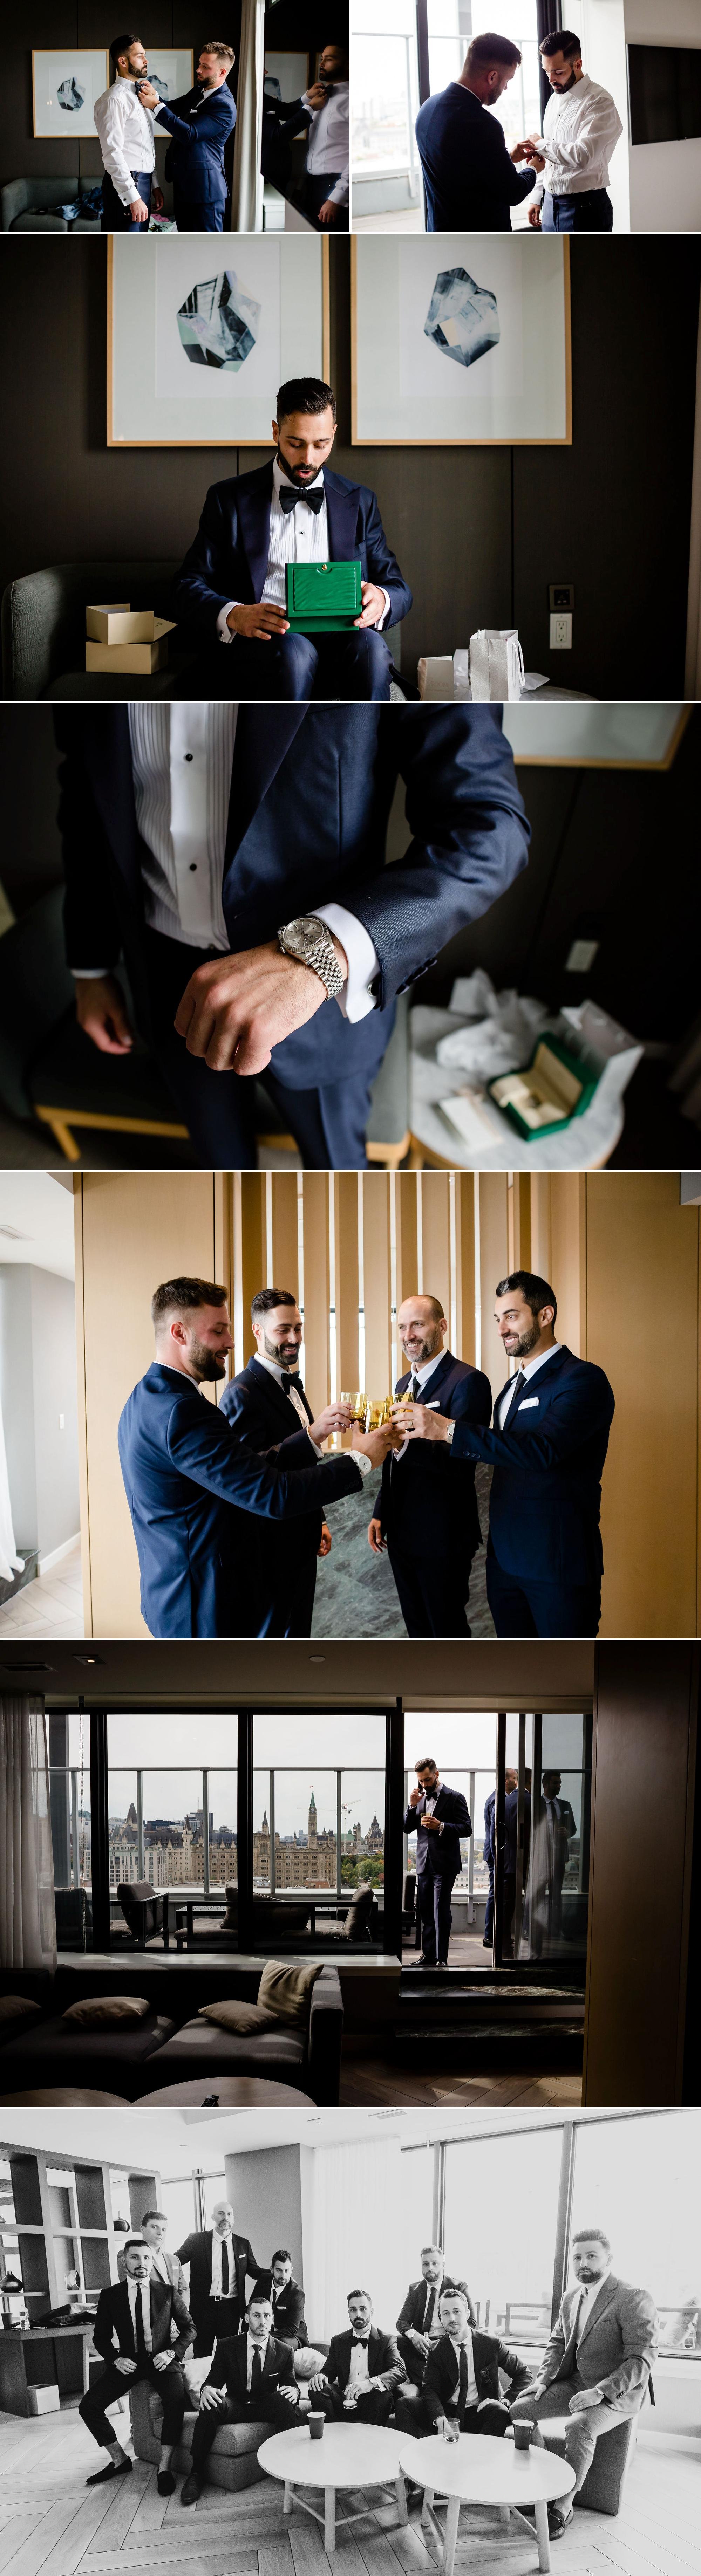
[285,558,363,632]
[488,1035,598,1140]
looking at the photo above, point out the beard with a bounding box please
[277,444,324,488]
[503,1318,542,1358]
[263,1330,299,1366]
[402,1329,442,1366]
[189,1338,227,1382]
[553,67,577,91]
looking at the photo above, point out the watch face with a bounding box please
[296,918,321,940]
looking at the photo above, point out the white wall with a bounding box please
[626,1,701,229]
[578,0,631,231]
[0,1263,79,1560]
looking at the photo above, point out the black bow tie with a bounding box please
[278,484,325,514]
[281,1371,304,1394]
[352,2336,369,2347]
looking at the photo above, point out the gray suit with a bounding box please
[511,2272,658,2493]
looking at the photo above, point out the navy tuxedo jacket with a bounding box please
[156,83,235,203]
[220,1358,323,1562]
[117,1361,362,1638]
[54,706,530,1097]
[376,1352,491,1560]
[402,1781,472,1880]
[174,460,412,641]
[450,1344,615,1587]
[415,82,536,232]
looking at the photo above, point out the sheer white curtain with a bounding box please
[685,283,701,698]
[0,1699,56,1970]
[0,1388,23,1587]
[300,2138,403,2343]
[231,0,265,234]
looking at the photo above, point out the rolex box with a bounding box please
[488,1037,597,1139]
[86,605,161,646]
[85,617,176,675]
[285,559,362,632]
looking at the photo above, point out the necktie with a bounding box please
[504,1367,530,1423]
[278,485,324,515]
[221,2241,229,2296]
[134,2289,147,2359]
[424,2286,435,2331]
[409,1375,420,1402]
[458,2345,469,2420]
[281,1371,304,1394]
[250,2347,263,2396]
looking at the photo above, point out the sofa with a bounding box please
[141,1964,344,2105]
[2,561,414,706]
[539,2411,638,2516]
[0,2009,177,2100]
[129,2343,331,2492]
[1,180,101,232]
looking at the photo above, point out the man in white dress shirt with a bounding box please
[94,34,164,231]
[515,29,622,233]
[263,44,349,230]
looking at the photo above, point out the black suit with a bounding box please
[256,2275,308,2347]
[54,705,529,1173]
[422,2328,531,2433]
[376,1352,492,1636]
[174,460,411,703]
[415,82,536,231]
[318,2323,406,2424]
[79,2275,195,2452]
[190,2332,298,2462]
[176,2230,261,2358]
[220,1359,321,1637]
[396,2277,445,2385]
[403,1782,471,1964]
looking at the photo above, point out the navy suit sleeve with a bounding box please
[174,484,248,640]
[220,1384,318,1469]
[340,706,530,1003]
[452,1369,492,1429]
[451,1369,615,1474]
[165,1394,362,1521]
[156,88,234,148]
[361,488,412,626]
[485,117,536,205]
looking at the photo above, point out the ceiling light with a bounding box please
[73,1654,103,1666]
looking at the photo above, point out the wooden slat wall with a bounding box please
[334,1172,360,1395]
[395,1173,418,1323]
[302,1175,331,1420]
[477,1173,510,1402]
[271,1175,299,1305]
[584,1643,698,2102]
[586,1173,700,1639]
[420,1173,451,1324]
[362,1173,392,1398]
[239,1175,266,1369]
[454,1175,476,1366]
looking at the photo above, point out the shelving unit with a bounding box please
[0,2141,161,2412]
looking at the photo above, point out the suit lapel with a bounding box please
[248,1356,312,1432]
[224,706,309,881]
[324,474,361,563]
[81,710,143,910]
[577,2276,616,2353]
[237,467,274,603]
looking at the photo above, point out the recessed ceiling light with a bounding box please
[309,1654,325,1663]
[73,1654,104,1666]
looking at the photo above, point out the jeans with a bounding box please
[101,170,151,231]
[542,188,613,233]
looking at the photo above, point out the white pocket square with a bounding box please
[520,1397,539,1408]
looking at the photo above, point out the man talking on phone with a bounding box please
[95,36,164,230]
[404,1758,471,1971]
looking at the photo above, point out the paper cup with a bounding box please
[513,2419,533,2452]
[308,2413,325,2440]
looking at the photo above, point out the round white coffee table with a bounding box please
[399,2432,576,2575]
[259,2421,409,2552]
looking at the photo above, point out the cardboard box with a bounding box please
[27,2384,61,2416]
[86,605,161,646]
[85,619,175,676]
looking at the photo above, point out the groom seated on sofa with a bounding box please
[308,2287,406,2421]
[180,2291,299,2505]
[173,375,411,701]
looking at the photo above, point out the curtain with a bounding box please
[0,1388,23,1587]
[300,2138,403,2343]
[230,0,265,234]
[685,283,701,698]
[0,1699,56,1971]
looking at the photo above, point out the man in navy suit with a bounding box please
[117,1275,390,1638]
[220,1286,353,1637]
[368,1292,492,1637]
[138,41,236,233]
[483,1766,516,1947]
[174,377,411,701]
[391,1270,615,1638]
[56,701,530,1170]
[415,33,537,232]
[404,1756,471,1968]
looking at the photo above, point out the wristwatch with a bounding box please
[277,915,344,1000]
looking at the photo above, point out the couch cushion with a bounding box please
[0,1996,42,2033]
[257,1960,322,2026]
[143,2016,306,2075]
[62,1995,150,2026]
[199,2000,276,2035]
[0,2011,175,2071]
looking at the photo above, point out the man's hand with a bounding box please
[226,602,290,644]
[74,974,134,1055]
[407,2328,428,2353]
[279,2385,298,2404]
[308,1403,353,1444]
[308,2372,328,2394]
[136,80,160,109]
[391,1403,452,1444]
[526,150,545,172]
[152,2351,174,2371]
[409,1785,421,1808]
[355,582,386,630]
[318,1521,332,1558]
[114,2358,137,2377]
[510,141,531,162]
[174,939,346,1077]
[568,2389,601,2414]
[422,1813,442,1831]
[368,1516,386,1556]
[152,185,164,211]
[528,203,542,228]
[306,81,329,108]
[129,196,149,222]
[352,1424,395,1466]
[318,199,338,225]
[199,2385,226,2411]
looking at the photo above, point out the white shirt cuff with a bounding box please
[218,601,239,643]
[315,902,379,1023]
[445,1421,456,1444]
[72,968,111,979]
[307,1434,324,1461]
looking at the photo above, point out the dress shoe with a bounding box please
[180,2472,203,2507]
[417,1956,437,1969]
[86,2459,132,2486]
[549,2505,574,2539]
[436,1959,448,1970]
[157,2470,176,2495]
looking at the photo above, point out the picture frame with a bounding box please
[107,236,331,447]
[351,235,572,446]
[31,49,109,139]
[143,48,195,117]
[505,704,691,768]
[263,53,312,110]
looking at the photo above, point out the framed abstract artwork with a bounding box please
[263,53,312,107]
[144,48,195,115]
[107,236,331,447]
[351,235,572,445]
[32,50,109,139]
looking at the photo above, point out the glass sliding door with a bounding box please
[252,1714,388,1948]
[496,1713,592,1967]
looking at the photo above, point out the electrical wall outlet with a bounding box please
[565,938,599,973]
[550,611,572,649]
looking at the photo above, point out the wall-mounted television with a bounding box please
[627,43,701,146]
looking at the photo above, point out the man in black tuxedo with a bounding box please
[396,2246,447,2386]
[531,1767,577,1944]
[79,2239,195,2491]
[174,377,411,703]
[220,1287,354,1636]
[369,1292,492,1636]
[181,2294,299,2504]
[258,2250,308,2349]
[415,32,537,231]
[422,2282,531,2433]
[176,2201,263,2358]
[56,702,529,1172]
[404,1757,471,1969]
[309,2289,405,2423]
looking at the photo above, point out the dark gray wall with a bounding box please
[0,1262,79,1558]
[0,237,697,697]
[224,2145,304,2282]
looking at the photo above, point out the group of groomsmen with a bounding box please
[118,1266,615,1642]
[78,2206,657,2544]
